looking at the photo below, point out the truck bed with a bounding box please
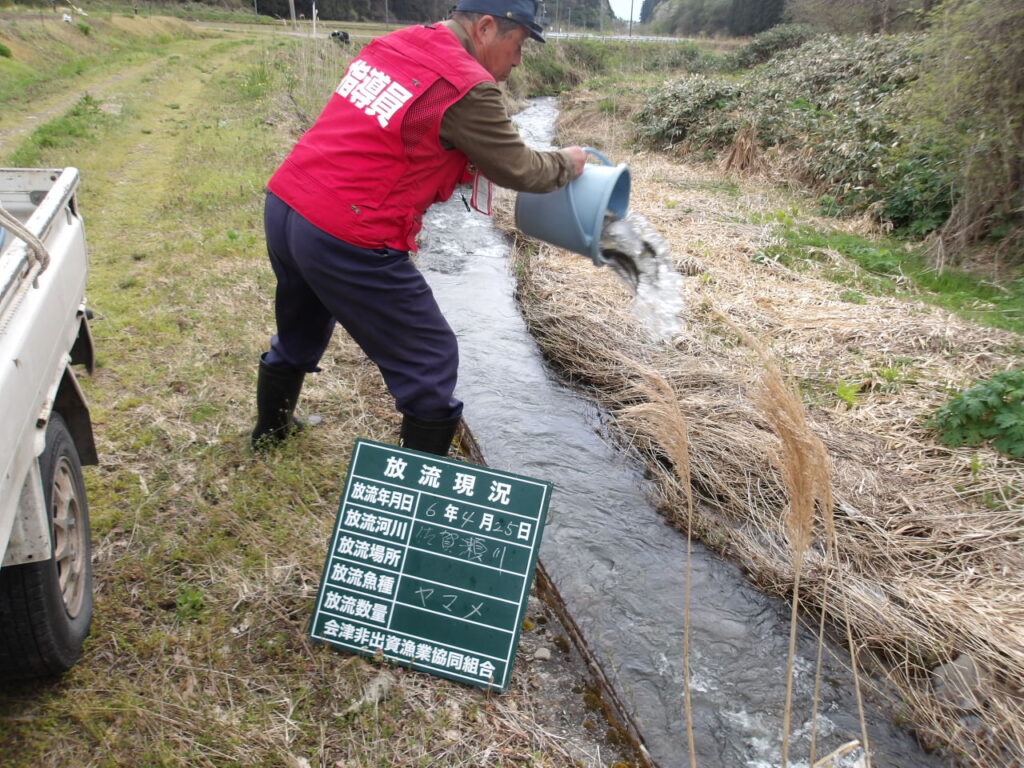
[0,167,89,560]
[0,168,83,322]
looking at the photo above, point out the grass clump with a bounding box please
[8,94,114,166]
[636,5,1024,265]
[637,34,933,231]
[730,22,817,68]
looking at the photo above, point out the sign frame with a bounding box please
[309,438,552,692]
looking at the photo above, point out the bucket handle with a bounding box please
[584,147,612,166]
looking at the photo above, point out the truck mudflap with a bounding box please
[69,306,95,375]
[53,358,98,467]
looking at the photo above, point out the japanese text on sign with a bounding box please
[310,439,552,692]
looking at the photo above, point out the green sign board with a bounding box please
[310,438,552,692]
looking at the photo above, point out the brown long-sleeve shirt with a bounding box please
[437,20,575,194]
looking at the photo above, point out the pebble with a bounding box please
[932,653,986,711]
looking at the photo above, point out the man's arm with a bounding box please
[441,82,585,193]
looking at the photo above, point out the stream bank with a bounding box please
[509,90,1022,767]
[415,98,953,768]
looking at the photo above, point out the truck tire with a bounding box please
[0,413,93,680]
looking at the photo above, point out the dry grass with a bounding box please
[505,138,1024,766]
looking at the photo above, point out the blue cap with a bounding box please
[454,0,546,43]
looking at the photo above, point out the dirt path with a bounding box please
[0,35,242,156]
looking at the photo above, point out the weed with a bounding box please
[836,380,860,408]
[928,367,1024,458]
[241,62,271,100]
[8,93,112,166]
[175,586,207,622]
[969,454,983,479]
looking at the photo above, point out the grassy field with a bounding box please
[0,15,638,768]
[2,8,1021,767]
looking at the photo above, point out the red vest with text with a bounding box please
[267,24,493,252]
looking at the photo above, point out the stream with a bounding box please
[415,97,948,768]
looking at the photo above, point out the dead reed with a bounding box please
[503,151,1024,766]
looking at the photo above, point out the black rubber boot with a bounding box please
[400,414,461,457]
[251,356,305,450]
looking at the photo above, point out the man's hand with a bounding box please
[563,146,588,178]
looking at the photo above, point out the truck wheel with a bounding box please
[0,413,93,680]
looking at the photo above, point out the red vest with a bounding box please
[267,24,493,251]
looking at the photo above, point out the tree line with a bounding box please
[641,0,937,36]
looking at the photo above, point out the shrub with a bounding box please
[636,34,940,232]
[635,75,742,148]
[928,368,1024,458]
[875,144,957,236]
[0,43,11,59]
[732,23,817,69]
[908,0,1024,265]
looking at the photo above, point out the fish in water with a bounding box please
[598,211,673,292]
[599,214,647,291]
[598,210,685,341]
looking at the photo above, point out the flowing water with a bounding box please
[414,97,947,768]
[599,209,685,341]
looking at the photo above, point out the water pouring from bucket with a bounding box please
[514,148,664,291]
[514,148,684,339]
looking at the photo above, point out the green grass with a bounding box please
[0,26,625,768]
[0,15,196,112]
[759,223,1024,334]
[7,94,115,166]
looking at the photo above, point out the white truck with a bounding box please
[0,167,96,679]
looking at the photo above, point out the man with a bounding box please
[252,0,587,456]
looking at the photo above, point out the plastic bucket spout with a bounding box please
[514,148,630,266]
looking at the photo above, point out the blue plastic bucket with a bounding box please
[514,148,630,266]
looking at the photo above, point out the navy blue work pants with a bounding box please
[261,192,462,422]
